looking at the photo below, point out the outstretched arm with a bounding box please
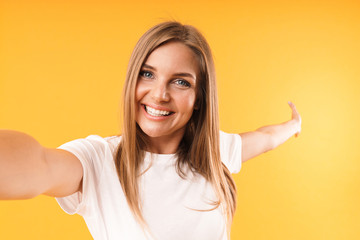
[240,102,301,162]
[0,130,83,199]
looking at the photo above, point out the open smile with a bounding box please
[142,104,175,117]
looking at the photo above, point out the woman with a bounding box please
[0,21,301,240]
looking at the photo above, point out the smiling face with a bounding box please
[135,41,199,153]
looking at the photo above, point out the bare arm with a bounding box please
[0,130,83,200]
[240,102,302,162]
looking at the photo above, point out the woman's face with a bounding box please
[135,41,199,144]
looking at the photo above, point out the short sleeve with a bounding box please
[55,135,112,216]
[219,131,242,174]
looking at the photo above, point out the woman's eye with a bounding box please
[174,79,191,87]
[140,71,153,79]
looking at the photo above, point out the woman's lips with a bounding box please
[142,104,175,119]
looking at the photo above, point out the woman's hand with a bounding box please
[239,102,302,162]
[288,101,302,137]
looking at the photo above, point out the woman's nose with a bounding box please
[151,81,170,102]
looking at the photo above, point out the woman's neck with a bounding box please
[144,130,184,154]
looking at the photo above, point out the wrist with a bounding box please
[290,119,301,135]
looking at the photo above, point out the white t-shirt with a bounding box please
[56,131,242,240]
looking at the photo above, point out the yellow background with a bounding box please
[1,0,359,239]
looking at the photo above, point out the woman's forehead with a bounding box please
[143,42,200,78]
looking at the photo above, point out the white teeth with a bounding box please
[145,105,171,117]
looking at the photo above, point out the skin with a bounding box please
[0,41,302,200]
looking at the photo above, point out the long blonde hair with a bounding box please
[115,21,237,237]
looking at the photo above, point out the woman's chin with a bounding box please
[141,129,167,138]
[138,126,185,140]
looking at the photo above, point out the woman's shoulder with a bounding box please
[219,130,242,174]
[219,130,241,142]
[60,134,122,155]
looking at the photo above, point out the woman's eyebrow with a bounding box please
[173,73,196,80]
[142,63,196,81]
[142,64,155,70]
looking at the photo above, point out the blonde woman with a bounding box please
[0,22,301,240]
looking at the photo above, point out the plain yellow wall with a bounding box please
[1,0,359,239]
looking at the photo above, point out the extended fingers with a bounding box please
[288,101,300,115]
[288,101,296,110]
